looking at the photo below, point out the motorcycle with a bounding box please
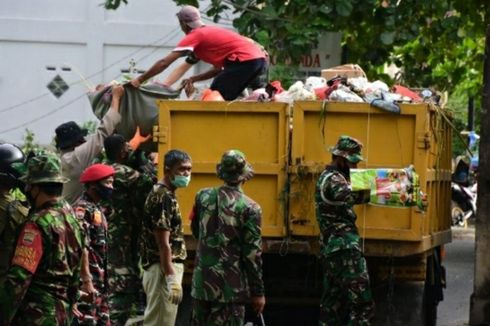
[451,182,477,227]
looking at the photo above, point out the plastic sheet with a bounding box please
[351,167,425,209]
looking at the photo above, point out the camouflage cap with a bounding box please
[329,135,364,163]
[216,149,254,183]
[20,151,69,184]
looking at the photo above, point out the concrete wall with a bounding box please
[0,1,340,145]
[0,0,211,144]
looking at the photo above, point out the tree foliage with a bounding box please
[105,0,488,95]
[104,0,490,156]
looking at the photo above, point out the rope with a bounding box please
[0,26,182,114]
[0,27,183,134]
[435,105,473,157]
[361,104,371,253]
[0,93,87,134]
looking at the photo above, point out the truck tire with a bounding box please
[422,280,438,326]
[422,248,445,326]
[369,249,445,326]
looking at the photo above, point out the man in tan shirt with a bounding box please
[56,85,123,204]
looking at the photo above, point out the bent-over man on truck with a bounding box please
[130,5,267,101]
[315,135,375,325]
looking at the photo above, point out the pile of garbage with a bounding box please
[240,64,441,114]
[86,63,441,145]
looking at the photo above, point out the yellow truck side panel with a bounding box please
[156,100,452,257]
[289,101,451,250]
[157,101,289,237]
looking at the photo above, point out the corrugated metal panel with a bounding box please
[157,100,452,256]
[289,101,452,246]
[157,100,289,237]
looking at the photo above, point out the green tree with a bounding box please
[104,0,488,95]
[21,129,43,154]
[104,0,488,156]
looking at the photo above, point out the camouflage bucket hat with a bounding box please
[20,151,69,184]
[329,135,364,163]
[216,149,254,183]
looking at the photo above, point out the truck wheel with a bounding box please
[422,285,438,326]
[422,249,444,326]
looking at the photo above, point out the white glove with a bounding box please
[165,274,183,305]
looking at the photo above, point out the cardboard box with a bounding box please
[321,64,366,81]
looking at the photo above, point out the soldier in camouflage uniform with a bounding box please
[103,134,154,325]
[315,135,375,326]
[72,163,115,326]
[0,144,29,286]
[190,149,265,326]
[0,151,84,325]
[141,149,192,326]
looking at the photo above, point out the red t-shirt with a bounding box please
[174,25,265,68]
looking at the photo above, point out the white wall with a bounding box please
[0,1,340,145]
[0,0,209,145]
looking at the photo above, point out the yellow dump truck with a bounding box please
[155,100,452,325]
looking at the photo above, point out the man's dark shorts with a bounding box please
[211,58,267,101]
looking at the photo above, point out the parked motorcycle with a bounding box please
[451,182,477,227]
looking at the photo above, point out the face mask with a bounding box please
[25,185,37,207]
[96,184,114,200]
[338,160,351,180]
[171,175,191,188]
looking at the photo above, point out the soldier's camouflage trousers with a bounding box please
[108,270,145,326]
[72,292,110,326]
[190,299,245,326]
[319,249,375,326]
[10,296,71,325]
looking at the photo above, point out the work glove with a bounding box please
[166,274,183,305]
[129,126,151,151]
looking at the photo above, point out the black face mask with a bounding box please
[25,186,38,207]
[338,160,351,180]
[95,184,113,200]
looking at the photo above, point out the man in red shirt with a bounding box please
[130,5,267,101]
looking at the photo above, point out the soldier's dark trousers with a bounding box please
[319,249,375,326]
[190,299,245,326]
[108,273,141,325]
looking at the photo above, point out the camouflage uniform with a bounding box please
[141,182,187,326]
[73,193,110,325]
[190,150,264,326]
[0,143,29,286]
[0,192,29,285]
[105,161,153,325]
[0,152,84,325]
[315,136,374,326]
[142,182,187,269]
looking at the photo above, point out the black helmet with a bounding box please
[0,143,25,187]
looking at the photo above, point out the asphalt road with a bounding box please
[437,226,475,326]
